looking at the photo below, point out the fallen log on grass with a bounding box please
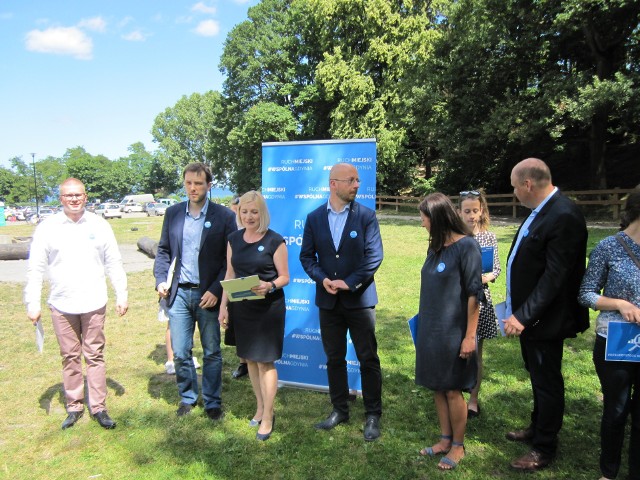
[137,236,158,258]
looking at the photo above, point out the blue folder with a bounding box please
[408,314,418,347]
[481,246,494,274]
[605,321,640,362]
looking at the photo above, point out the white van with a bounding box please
[120,194,154,211]
[158,198,178,206]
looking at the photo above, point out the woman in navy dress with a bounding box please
[416,193,483,471]
[219,191,289,441]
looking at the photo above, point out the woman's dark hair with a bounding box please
[620,189,640,230]
[419,192,471,252]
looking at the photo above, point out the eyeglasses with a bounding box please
[459,190,480,197]
[331,177,360,185]
[61,193,86,199]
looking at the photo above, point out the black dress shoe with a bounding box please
[363,415,380,441]
[205,407,224,421]
[61,411,83,430]
[506,426,534,442]
[510,450,553,471]
[176,402,195,417]
[93,410,116,429]
[232,363,248,379]
[314,411,349,430]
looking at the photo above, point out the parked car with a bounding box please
[86,202,98,212]
[95,203,122,219]
[38,207,55,220]
[121,202,144,213]
[146,202,167,216]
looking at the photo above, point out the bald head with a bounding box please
[59,177,87,221]
[510,158,555,209]
[59,177,85,192]
[512,158,552,188]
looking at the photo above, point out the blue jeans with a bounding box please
[169,286,222,409]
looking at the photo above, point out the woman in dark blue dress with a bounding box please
[416,193,483,471]
[219,191,289,441]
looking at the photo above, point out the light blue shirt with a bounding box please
[505,187,558,317]
[327,201,350,250]
[179,200,209,284]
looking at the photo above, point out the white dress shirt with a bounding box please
[24,210,128,314]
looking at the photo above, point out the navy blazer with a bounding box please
[508,191,589,340]
[154,200,237,308]
[300,201,383,310]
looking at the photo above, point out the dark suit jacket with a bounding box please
[300,201,383,310]
[154,200,237,308]
[508,191,589,340]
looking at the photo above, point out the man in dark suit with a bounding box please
[154,162,237,420]
[300,162,384,441]
[502,158,589,471]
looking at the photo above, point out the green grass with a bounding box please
[0,217,619,479]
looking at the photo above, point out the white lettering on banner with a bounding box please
[286,305,310,312]
[280,158,313,165]
[263,187,286,192]
[284,235,303,246]
[335,157,373,163]
[304,327,320,334]
[282,353,310,360]
[288,298,310,305]
[294,194,326,199]
[293,277,314,284]
[267,166,313,172]
[276,360,309,368]
[357,194,376,200]
[294,219,305,230]
[308,186,330,192]
[263,194,286,200]
[291,333,321,341]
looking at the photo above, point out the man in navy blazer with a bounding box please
[502,158,588,471]
[300,162,384,441]
[154,163,237,420]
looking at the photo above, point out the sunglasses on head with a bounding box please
[459,190,480,197]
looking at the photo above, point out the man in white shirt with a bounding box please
[24,178,128,430]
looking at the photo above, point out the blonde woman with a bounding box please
[219,191,289,441]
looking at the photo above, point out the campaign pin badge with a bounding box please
[523,229,529,237]
[258,245,265,252]
[350,231,357,238]
[204,221,211,228]
[437,262,446,272]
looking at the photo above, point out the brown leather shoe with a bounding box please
[505,426,534,442]
[510,450,552,471]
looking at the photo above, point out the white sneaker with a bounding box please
[193,357,201,369]
[165,361,175,375]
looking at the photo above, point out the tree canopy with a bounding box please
[5,0,639,201]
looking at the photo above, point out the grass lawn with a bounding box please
[0,216,618,479]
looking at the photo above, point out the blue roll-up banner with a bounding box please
[262,139,377,391]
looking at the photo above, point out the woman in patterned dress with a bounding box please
[458,190,500,418]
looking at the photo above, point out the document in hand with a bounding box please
[35,320,44,352]
[605,321,640,362]
[481,246,494,274]
[221,275,265,302]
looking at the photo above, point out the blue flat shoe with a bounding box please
[256,414,275,441]
[249,418,262,427]
[420,434,452,456]
[437,441,465,471]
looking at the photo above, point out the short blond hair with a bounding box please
[238,191,270,233]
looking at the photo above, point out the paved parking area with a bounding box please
[0,244,154,284]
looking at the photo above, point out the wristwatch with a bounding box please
[269,281,277,294]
